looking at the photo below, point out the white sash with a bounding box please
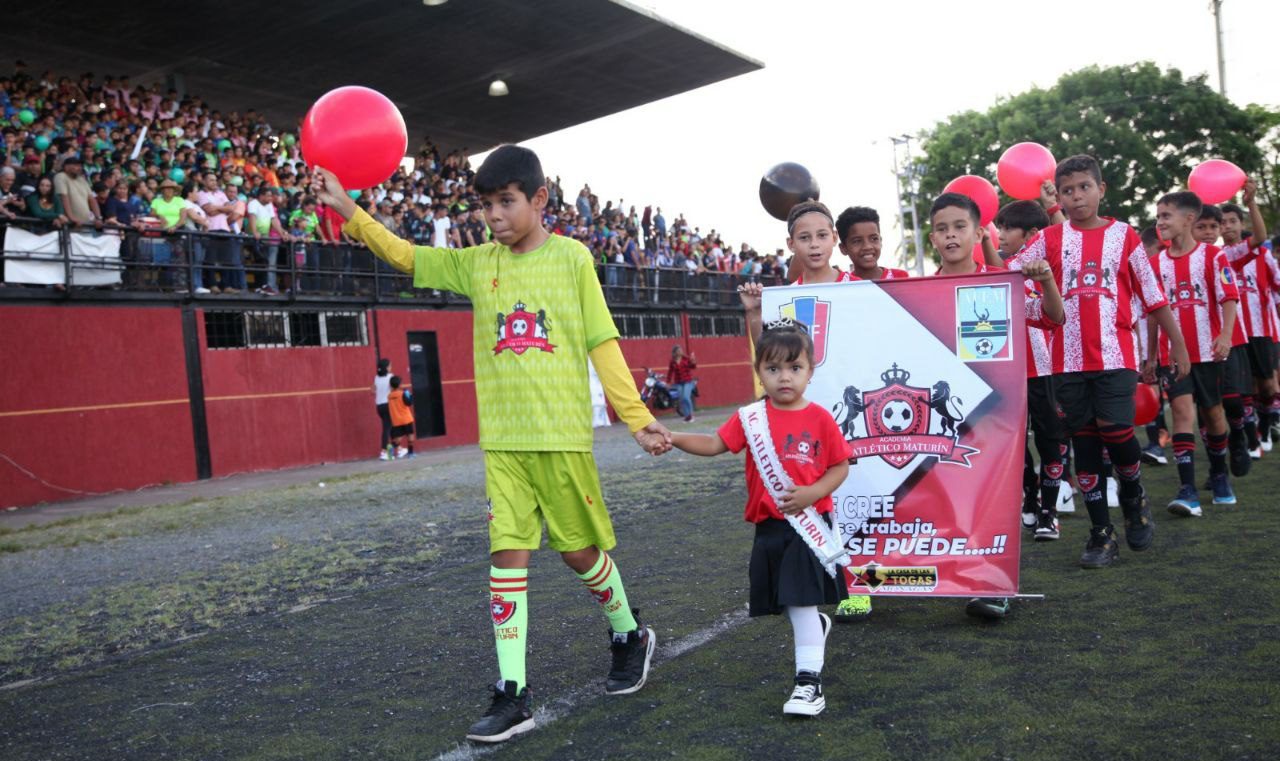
[739,400,849,578]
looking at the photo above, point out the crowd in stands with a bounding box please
[0,61,779,295]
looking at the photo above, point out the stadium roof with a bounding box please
[1,0,762,153]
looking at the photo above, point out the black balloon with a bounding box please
[759,162,820,221]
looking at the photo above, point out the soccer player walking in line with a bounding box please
[312,145,672,744]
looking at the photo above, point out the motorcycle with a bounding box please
[640,368,680,410]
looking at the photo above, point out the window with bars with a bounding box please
[613,311,683,339]
[688,313,745,337]
[204,310,368,349]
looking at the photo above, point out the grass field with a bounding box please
[1,413,1277,760]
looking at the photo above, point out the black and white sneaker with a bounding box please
[1034,510,1060,541]
[1021,509,1037,531]
[466,680,535,743]
[783,670,825,716]
[605,609,656,695]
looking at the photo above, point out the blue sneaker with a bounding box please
[1209,474,1237,505]
[1167,485,1202,517]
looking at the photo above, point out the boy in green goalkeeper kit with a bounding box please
[311,145,672,744]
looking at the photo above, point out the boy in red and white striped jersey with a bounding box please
[1009,155,1190,569]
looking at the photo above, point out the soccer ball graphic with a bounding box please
[511,318,529,336]
[796,441,811,455]
[975,337,994,355]
[1083,272,1098,286]
[881,400,915,432]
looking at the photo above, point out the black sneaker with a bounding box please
[1119,491,1154,551]
[466,680,535,743]
[1034,510,1060,541]
[605,609,656,695]
[964,597,1011,620]
[1080,525,1120,568]
[1229,430,1252,477]
[782,670,825,716]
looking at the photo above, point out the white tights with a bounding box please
[785,605,825,674]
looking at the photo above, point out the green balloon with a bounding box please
[217,139,232,152]
[347,189,361,199]
[230,175,244,186]
[283,133,296,146]
[18,109,35,125]
[34,135,50,151]
[170,167,186,183]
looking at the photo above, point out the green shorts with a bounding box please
[484,450,616,553]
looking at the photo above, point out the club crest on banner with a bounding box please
[956,283,1011,361]
[494,301,556,355]
[833,363,979,470]
[776,295,831,366]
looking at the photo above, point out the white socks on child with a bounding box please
[786,605,825,674]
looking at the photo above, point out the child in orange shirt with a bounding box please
[388,375,416,458]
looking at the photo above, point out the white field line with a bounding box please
[432,606,751,761]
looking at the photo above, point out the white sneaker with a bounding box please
[194,287,211,294]
[1249,446,1263,460]
[1021,511,1037,529]
[783,671,825,716]
[379,451,390,461]
[1057,480,1076,513]
[1262,439,1274,453]
[396,447,408,459]
[1106,478,1119,508]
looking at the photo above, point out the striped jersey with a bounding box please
[1010,219,1167,374]
[1228,243,1280,341]
[1153,242,1240,365]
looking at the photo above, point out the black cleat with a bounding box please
[466,680,535,743]
[605,609,656,695]
[1229,430,1252,477]
[1080,525,1120,569]
[1120,491,1154,551]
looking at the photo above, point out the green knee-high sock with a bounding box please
[577,551,638,633]
[489,566,528,691]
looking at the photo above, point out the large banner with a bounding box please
[3,227,122,286]
[762,271,1027,597]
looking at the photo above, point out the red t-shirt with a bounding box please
[1154,243,1241,364]
[878,267,911,280]
[1010,219,1167,373]
[717,400,853,523]
[794,269,859,285]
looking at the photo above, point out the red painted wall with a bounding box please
[0,303,752,509]
[0,305,194,508]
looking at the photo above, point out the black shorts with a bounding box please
[390,423,414,438]
[1160,363,1223,409]
[1247,337,1276,380]
[1027,376,1065,440]
[1223,345,1253,396]
[748,517,847,617]
[1054,369,1139,433]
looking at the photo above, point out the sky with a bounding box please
[478,0,1279,268]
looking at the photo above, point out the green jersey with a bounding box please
[413,234,618,451]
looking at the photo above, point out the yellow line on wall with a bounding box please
[0,398,191,418]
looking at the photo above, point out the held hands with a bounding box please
[1211,333,1231,362]
[776,485,817,516]
[737,281,762,312]
[1023,260,1053,283]
[1141,358,1159,385]
[633,420,673,456]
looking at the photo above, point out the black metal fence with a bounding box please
[0,218,783,309]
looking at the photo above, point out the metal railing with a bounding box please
[0,218,783,309]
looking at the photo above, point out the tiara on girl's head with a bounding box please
[764,317,797,331]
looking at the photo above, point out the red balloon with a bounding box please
[1188,159,1246,205]
[944,174,999,226]
[301,86,408,190]
[1134,383,1159,426]
[997,142,1056,201]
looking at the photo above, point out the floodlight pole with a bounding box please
[1211,0,1226,96]
[891,135,926,276]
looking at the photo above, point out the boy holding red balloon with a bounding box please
[311,145,673,744]
[1146,191,1241,515]
[1008,155,1190,569]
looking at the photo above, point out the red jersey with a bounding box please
[717,400,853,523]
[794,269,858,285]
[876,267,912,280]
[1010,219,1167,374]
[1230,244,1280,341]
[1153,243,1239,365]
